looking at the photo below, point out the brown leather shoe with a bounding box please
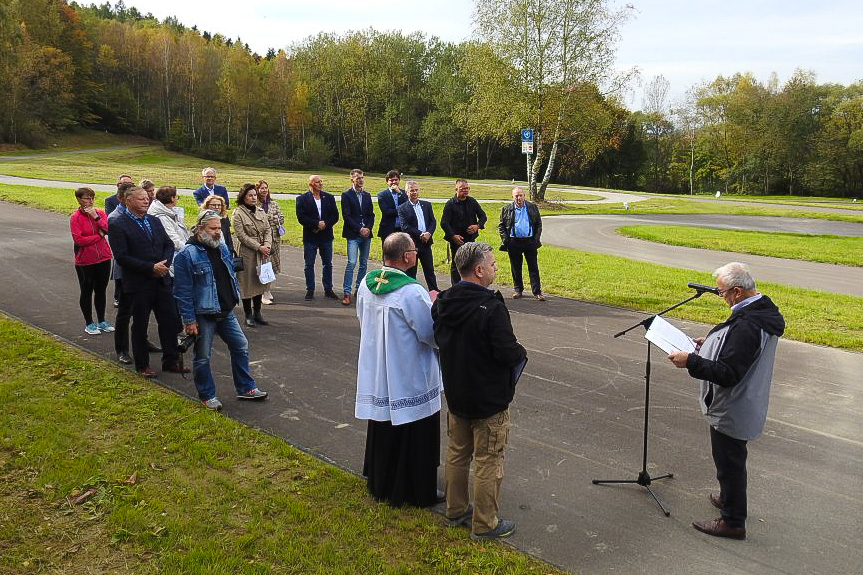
[534,293,546,301]
[137,367,157,378]
[512,290,523,299]
[341,294,351,306]
[163,363,191,374]
[692,518,745,540]
[709,493,723,510]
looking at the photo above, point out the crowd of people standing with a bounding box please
[67,165,781,543]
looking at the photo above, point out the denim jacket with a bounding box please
[173,241,240,325]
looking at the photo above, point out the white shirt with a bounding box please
[354,267,442,425]
[314,197,322,218]
[411,201,426,233]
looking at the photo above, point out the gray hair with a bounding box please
[405,180,419,190]
[201,167,216,177]
[454,242,492,277]
[714,262,756,291]
[382,232,414,263]
[193,209,222,233]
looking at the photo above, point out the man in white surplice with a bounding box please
[355,232,443,507]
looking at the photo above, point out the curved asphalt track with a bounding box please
[542,214,863,297]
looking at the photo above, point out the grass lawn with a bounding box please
[0,145,599,202]
[617,225,863,267]
[2,183,861,351]
[0,317,560,574]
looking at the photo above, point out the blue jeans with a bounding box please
[192,310,256,401]
[303,239,333,292]
[343,237,371,295]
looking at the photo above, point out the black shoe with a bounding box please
[304,290,314,301]
[245,315,256,328]
[147,341,162,353]
[117,351,132,365]
[253,313,269,326]
[324,290,339,300]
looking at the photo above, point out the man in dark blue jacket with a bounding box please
[296,175,340,301]
[104,174,133,215]
[340,169,375,305]
[108,187,187,378]
[669,262,785,541]
[193,167,229,206]
[398,180,438,291]
[376,169,407,245]
[173,211,268,410]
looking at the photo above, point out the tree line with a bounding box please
[2,0,861,197]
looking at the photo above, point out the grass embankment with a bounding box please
[2,183,861,351]
[618,226,863,267]
[0,317,559,574]
[0,145,599,201]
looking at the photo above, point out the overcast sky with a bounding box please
[119,0,862,109]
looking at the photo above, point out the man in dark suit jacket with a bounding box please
[193,167,229,206]
[376,169,408,245]
[296,175,340,301]
[398,180,439,292]
[108,186,187,377]
[340,169,375,305]
[104,174,133,215]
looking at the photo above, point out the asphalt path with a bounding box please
[1,202,860,575]
[542,215,863,297]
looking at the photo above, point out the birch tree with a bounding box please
[470,0,632,200]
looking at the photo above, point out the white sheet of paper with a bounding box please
[644,316,697,354]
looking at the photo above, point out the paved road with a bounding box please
[542,215,863,297]
[1,202,860,575]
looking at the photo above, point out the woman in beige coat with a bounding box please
[256,179,283,304]
[232,183,272,327]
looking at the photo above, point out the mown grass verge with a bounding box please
[2,183,861,351]
[0,316,561,574]
[617,225,863,267]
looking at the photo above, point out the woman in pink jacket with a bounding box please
[70,187,114,335]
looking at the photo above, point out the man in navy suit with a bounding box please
[340,169,375,305]
[108,187,187,378]
[296,175,340,301]
[193,167,229,206]
[376,169,407,246]
[398,181,439,292]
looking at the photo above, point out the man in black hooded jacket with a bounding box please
[432,242,526,541]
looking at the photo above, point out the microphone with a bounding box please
[687,282,719,295]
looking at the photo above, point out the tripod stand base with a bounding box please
[593,470,674,516]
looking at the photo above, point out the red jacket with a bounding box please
[70,209,112,266]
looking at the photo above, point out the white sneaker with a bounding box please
[84,323,101,335]
[202,397,223,411]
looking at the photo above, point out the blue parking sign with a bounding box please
[521,129,533,143]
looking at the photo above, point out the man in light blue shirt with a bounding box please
[497,187,545,300]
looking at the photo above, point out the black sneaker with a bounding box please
[444,504,473,528]
[324,290,339,300]
[304,290,314,301]
[471,519,517,541]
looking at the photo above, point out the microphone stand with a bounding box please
[592,290,708,516]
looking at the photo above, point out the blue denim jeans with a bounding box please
[192,310,256,401]
[303,239,333,292]
[343,237,371,295]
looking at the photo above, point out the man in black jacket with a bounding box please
[432,242,526,541]
[669,262,785,540]
[498,187,544,300]
[397,180,438,291]
[376,169,407,245]
[440,179,486,286]
[108,187,187,378]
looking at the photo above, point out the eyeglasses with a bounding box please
[404,249,418,254]
[718,286,737,297]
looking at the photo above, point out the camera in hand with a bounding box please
[177,333,197,353]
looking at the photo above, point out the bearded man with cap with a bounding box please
[173,210,268,411]
[354,231,444,507]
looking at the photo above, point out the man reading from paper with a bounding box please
[354,232,443,508]
[667,262,784,541]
